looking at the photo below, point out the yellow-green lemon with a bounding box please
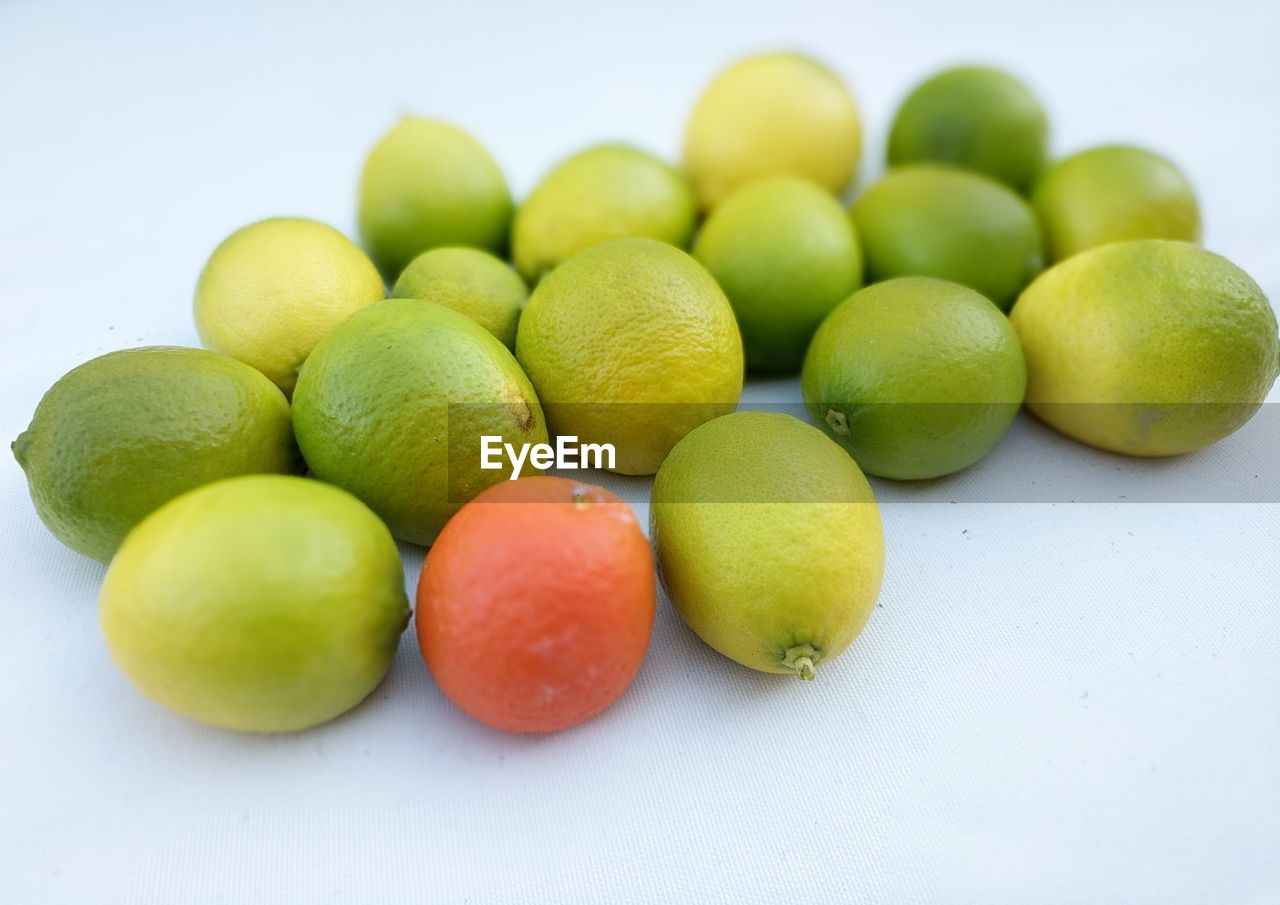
[516,238,743,475]
[293,299,547,545]
[13,347,300,562]
[888,65,1048,192]
[392,246,527,349]
[101,475,409,733]
[683,52,862,208]
[651,412,883,680]
[1010,240,1278,456]
[195,217,385,395]
[852,165,1042,311]
[512,143,696,283]
[358,117,512,278]
[693,175,862,373]
[1032,145,1200,263]
[802,277,1026,479]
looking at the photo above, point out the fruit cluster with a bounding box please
[14,53,1279,736]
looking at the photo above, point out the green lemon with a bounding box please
[100,475,409,733]
[651,412,884,679]
[358,117,512,279]
[516,238,743,475]
[1010,240,1278,456]
[1031,145,1201,263]
[195,217,386,395]
[852,165,1043,311]
[802,277,1026,480]
[13,347,300,562]
[392,246,527,349]
[888,65,1048,192]
[293,298,547,544]
[684,52,862,209]
[693,176,862,373]
[512,143,696,283]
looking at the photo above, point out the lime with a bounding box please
[194,217,385,395]
[1032,145,1200,263]
[693,176,862,373]
[651,412,884,679]
[887,65,1048,191]
[12,347,300,562]
[852,165,1042,311]
[392,246,527,349]
[1010,240,1278,456]
[516,238,743,475]
[802,277,1025,479]
[293,298,547,545]
[100,475,409,733]
[683,52,862,208]
[358,117,512,278]
[512,143,696,283]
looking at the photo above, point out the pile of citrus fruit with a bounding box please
[13,53,1279,735]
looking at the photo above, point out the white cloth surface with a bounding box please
[1,1,1277,902]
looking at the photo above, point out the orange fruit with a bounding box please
[416,476,655,733]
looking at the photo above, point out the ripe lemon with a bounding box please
[392,246,527,349]
[888,65,1048,192]
[1031,145,1200,263]
[512,143,696,283]
[194,217,385,395]
[1010,240,1278,456]
[358,117,512,278]
[852,165,1042,311]
[693,175,862,373]
[802,277,1026,479]
[516,238,743,475]
[651,412,884,680]
[13,347,300,562]
[293,299,548,545]
[683,52,862,208]
[100,475,409,733]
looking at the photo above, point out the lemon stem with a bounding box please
[782,644,819,681]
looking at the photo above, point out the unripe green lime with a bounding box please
[13,347,300,562]
[852,165,1042,311]
[358,117,512,279]
[293,299,547,545]
[100,475,409,733]
[1031,145,1200,263]
[803,277,1026,480]
[888,65,1048,192]
[392,246,527,349]
[693,176,862,373]
[512,143,695,283]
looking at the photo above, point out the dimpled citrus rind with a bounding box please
[392,246,528,349]
[100,475,409,733]
[12,346,300,562]
[651,412,883,677]
[292,299,547,545]
[516,237,743,475]
[802,277,1026,480]
[1010,240,1279,456]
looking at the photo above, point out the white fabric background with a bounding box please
[1,0,1277,902]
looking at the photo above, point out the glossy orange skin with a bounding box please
[417,477,655,733]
